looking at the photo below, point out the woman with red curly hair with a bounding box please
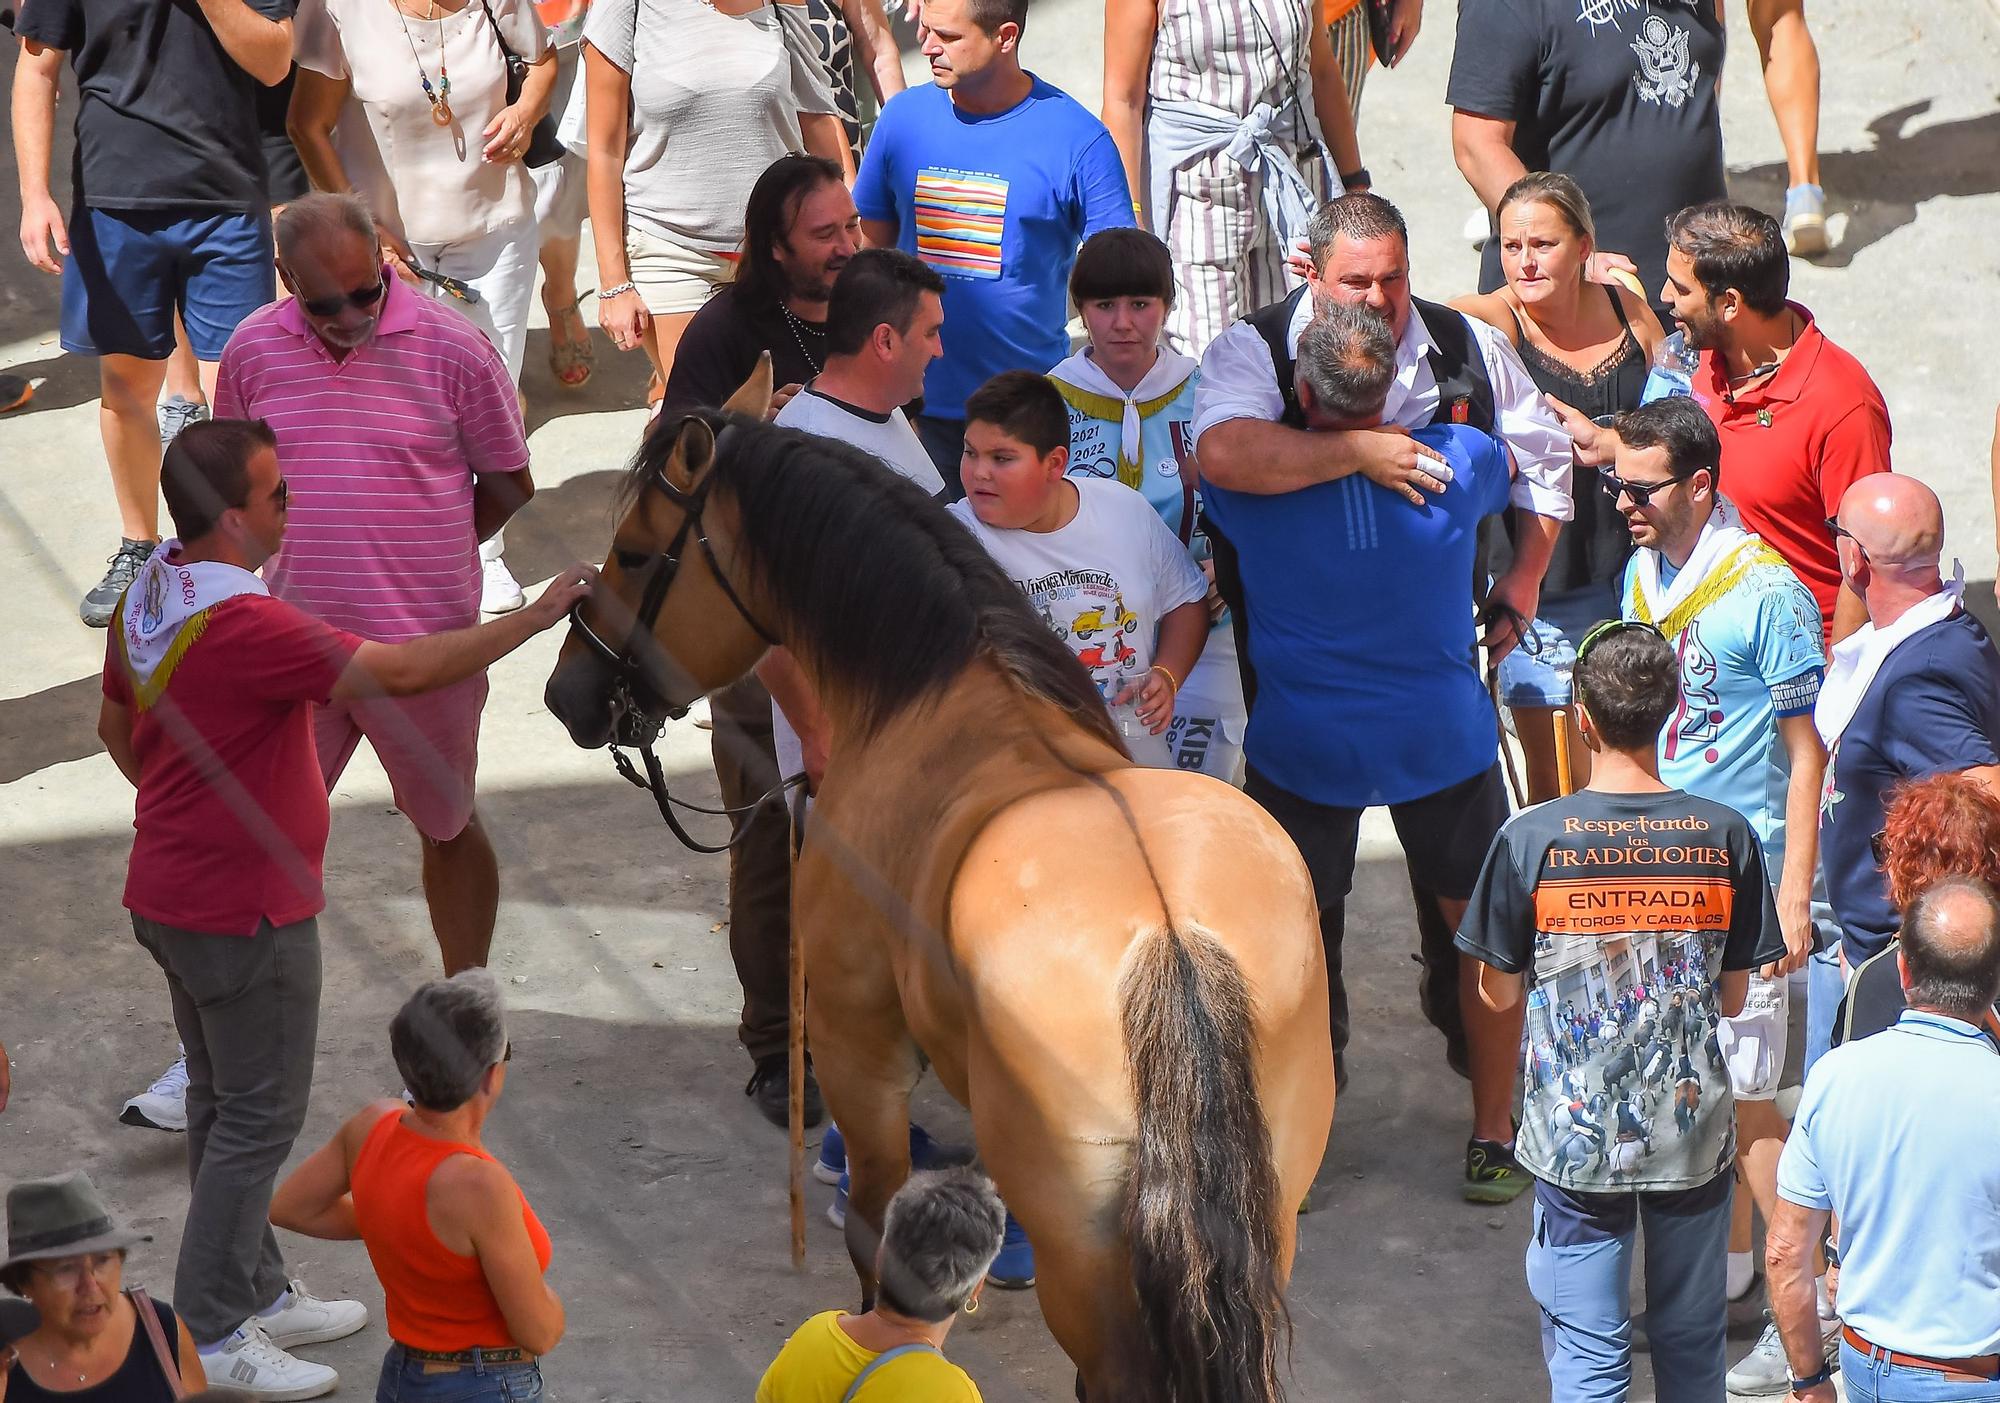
[1834,773,2000,1046]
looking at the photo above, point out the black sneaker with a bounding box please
[1463,1137,1532,1203]
[745,1053,824,1130]
[80,538,158,628]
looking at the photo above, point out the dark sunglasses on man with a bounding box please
[1598,467,1695,509]
[297,276,387,320]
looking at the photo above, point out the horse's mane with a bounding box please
[624,415,1122,749]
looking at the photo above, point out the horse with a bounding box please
[542,368,1334,1403]
[1674,1052,1703,1135]
[1548,1095,1608,1183]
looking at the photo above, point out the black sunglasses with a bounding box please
[299,277,387,320]
[1870,829,1889,866]
[1826,516,1869,560]
[1575,617,1667,667]
[1599,468,1696,508]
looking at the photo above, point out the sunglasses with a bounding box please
[1599,468,1696,508]
[1826,516,1870,560]
[1870,829,1889,866]
[298,277,387,320]
[1575,617,1667,667]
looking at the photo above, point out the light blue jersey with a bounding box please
[1622,546,1824,868]
[1055,372,1202,539]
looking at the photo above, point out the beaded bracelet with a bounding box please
[600,282,638,299]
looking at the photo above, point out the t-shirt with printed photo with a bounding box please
[1456,788,1784,1193]
[949,478,1207,707]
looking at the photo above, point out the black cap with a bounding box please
[0,1298,41,1347]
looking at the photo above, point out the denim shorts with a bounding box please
[60,206,274,361]
[1496,581,1622,710]
[375,1346,543,1403]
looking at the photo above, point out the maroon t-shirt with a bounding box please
[103,594,363,936]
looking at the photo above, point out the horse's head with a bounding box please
[544,359,776,750]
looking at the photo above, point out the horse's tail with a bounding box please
[1119,923,1288,1403]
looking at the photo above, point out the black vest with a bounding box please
[1208,290,1501,718]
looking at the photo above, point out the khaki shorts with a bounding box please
[1717,970,1788,1102]
[626,226,737,316]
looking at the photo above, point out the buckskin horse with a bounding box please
[543,365,1334,1401]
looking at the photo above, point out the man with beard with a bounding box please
[1559,201,1890,647]
[657,154,864,1129]
[661,154,862,422]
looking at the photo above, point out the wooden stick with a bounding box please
[787,795,807,1271]
[1554,709,1576,797]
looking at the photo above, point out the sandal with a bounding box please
[546,295,595,389]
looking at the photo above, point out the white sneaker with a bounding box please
[199,1320,337,1401]
[1463,207,1492,248]
[120,1051,189,1132]
[259,1279,369,1349]
[479,538,524,614]
[1725,1316,1791,1396]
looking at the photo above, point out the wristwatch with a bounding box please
[1789,1361,1835,1390]
[1340,166,1372,191]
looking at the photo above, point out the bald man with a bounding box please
[1808,474,2000,1071]
[1767,878,2000,1403]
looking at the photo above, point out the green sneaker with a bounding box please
[1463,1137,1531,1203]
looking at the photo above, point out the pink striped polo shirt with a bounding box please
[215,274,529,641]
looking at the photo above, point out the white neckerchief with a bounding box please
[118,542,268,706]
[1815,561,1966,747]
[1047,347,1197,472]
[1630,498,1752,621]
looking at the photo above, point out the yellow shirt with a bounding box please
[756,1312,982,1403]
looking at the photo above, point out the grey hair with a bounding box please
[275,192,378,265]
[1305,191,1408,269]
[391,969,508,1112]
[875,1168,1007,1323]
[1902,876,2000,1021]
[1295,301,1396,425]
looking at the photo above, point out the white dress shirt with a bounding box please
[1190,291,1575,521]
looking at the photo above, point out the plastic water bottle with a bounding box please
[1640,330,1699,403]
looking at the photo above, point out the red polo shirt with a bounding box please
[104,594,364,936]
[1693,303,1891,641]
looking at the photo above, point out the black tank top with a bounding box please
[1509,287,1648,599]
[6,1297,181,1403]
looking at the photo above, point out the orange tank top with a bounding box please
[351,1108,553,1352]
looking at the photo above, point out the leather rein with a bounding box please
[564,423,802,854]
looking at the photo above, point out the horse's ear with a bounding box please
[722,352,774,420]
[667,415,717,490]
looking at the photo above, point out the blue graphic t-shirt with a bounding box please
[853,78,1133,419]
[1202,423,1511,807]
[1821,610,2000,964]
[1058,372,1201,539]
[1621,547,1824,869]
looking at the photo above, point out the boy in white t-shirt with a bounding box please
[948,371,1209,767]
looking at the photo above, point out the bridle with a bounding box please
[564,418,802,853]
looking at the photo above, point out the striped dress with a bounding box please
[1147,0,1328,356]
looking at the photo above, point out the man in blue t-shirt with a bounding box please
[1816,474,2000,1067]
[1202,299,1529,1201]
[853,0,1133,496]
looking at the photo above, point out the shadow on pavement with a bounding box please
[0,674,103,784]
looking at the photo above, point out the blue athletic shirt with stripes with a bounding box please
[1202,423,1511,807]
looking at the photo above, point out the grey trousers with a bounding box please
[133,913,321,1346]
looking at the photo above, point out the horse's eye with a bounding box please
[613,548,652,571]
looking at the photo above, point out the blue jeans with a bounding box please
[1841,1340,2000,1402]
[1803,943,1846,1077]
[1525,1177,1732,1403]
[375,1346,544,1403]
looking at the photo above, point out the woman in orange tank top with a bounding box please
[272,971,564,1403]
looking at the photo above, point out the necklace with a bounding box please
[777,303,823,375]
[43,1349,89,1385]
[393,0,455,126]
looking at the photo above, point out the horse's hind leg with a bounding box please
[807,1005,924,1305]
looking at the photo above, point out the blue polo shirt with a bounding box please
[1201,423,1511,806]
[1778,1010,2000,1357]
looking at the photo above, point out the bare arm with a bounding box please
[1828,583,1868,645]
[1450,109,1527,214]
[193,0,294,85]
[13,42,69,275]
[1766,1199,1838,1402]
[443,1160,565,1355]
[584,46,650,350]
[801,111,855,183]
[1479,963,1524,1013]
[336,567,592,700]
[1448,291,1521,341]
[860,216,898,249]
[472,466,535,542]
[1124,599,1208,733]
[97,699,141,787]
[1717,967,1750,1019]
[1770,711,1827,977]
[269,1106,395,1240]
[176,1319,209,1391]
[1963,764,2000,800]
[1483,507,1561,662]
[757,647,830,788]
[1306,5,1362,182]
[482,50,557,162]
[1100,0,1157,219]
[841,0,905,104]
[1197,419,1449,501]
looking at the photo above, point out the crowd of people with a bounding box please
[7,0,1999,1400]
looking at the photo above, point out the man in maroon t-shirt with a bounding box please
[97,418,591,1393]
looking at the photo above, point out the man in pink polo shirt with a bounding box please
[99,418,590,1396]
[215,192,533,975]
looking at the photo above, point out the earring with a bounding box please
[963,1295,979,1315]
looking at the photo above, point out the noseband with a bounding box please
[565,420,799,854]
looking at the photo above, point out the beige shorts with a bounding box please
[626,226,737,316]
[1717,970,1788,1102]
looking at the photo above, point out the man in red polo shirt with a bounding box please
[1561,201,1890,646]
[97,418,591,1398]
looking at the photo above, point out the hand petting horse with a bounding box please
[545,359,1335,1403]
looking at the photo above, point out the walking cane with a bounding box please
[1553,707,1576,798]
[787,783,808,1270]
